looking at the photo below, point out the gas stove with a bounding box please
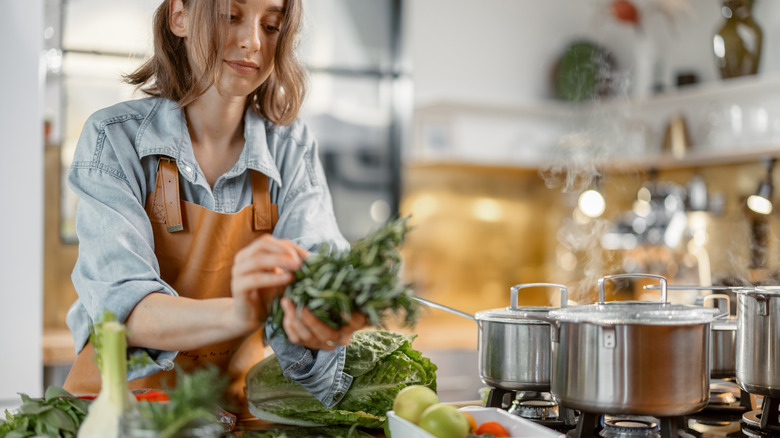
[481,379,780,438]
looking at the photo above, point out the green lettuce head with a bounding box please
[245,330,437,429]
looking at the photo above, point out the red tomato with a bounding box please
[611,0,640,25]
[475,420,510,437]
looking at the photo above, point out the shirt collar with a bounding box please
[136,98,282,187]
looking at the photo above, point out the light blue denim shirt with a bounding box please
[66,97,352,408]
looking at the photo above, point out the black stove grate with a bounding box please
[742,396,780,434]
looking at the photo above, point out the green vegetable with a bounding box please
[77,313,136,438]
[0,387,90,438]
[270,217,418,334]
[246,330,437,429]
[124,365,229,438]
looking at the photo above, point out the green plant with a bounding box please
[0,387,90,438]
[126,365,229,438]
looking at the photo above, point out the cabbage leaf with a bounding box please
[245,330,437,429]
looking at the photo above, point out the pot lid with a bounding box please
[475,306,556,324]
[547,302,718,325]
[712,319,737,330]
[736,287,780,295]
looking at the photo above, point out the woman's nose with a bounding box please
[239,21,262,51]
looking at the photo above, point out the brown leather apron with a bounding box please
[64,157,278,415]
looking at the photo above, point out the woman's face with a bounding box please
[181,0,286,100]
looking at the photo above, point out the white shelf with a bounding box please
[411,72,780,171]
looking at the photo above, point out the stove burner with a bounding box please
[566,413,688,438]
[509,399,559,420]
[742,397,780,433]
[710,388,738,406]
[600,417,660,438]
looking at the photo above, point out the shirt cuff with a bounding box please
[126,346,176,381]
[265,321,353,408]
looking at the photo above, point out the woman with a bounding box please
[63,0,366,415]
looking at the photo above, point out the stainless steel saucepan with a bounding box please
[414,283,568,392]
[535,274,717,417]
[702,294,737,379]
[736,287,780,397]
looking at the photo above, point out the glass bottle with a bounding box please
[713,0,763,79]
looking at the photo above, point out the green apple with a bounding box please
[392,385,439,424]
[418,403,469,438]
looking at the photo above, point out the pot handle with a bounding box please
[412,296,477,322]
[751,288,773,317]
[702,294,731,319]
[510,283,569,310]
[598,273,667,304]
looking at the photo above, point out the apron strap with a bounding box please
[151,159,275,233]
[152,157,184,233]
[251,171,274,232]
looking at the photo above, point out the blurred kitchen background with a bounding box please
[4,0,780,407]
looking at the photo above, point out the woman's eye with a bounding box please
[264,24,280,32]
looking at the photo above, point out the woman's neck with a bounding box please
[185,89,246,149]
[184,90,247,187]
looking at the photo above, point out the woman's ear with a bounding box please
[169,0,187,38]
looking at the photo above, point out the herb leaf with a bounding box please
[0,387,90,438]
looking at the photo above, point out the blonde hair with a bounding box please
[125,0,306,126]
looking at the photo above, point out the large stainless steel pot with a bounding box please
[414,283,567,392]
[736,288,780,396]
[543,274,716,417]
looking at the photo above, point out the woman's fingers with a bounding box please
[341,312,368,336]
[231,236,307,293]
[281,297,342,350]
[281,297,322,348]
[281,298,371,350]
[235,235,304,274]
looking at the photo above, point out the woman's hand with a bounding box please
[230,235,309,335]
[280,297,368,351]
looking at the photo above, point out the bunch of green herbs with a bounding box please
[0,386,90,438]
[270,216,418,334]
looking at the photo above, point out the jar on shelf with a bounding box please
[713,0,763,79]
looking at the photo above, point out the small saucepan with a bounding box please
[702,294,737,379]
[414,283,568,392]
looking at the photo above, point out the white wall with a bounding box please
[0,1,44,407]
[407,0,780,105]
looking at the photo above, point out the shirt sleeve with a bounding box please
[65,113,177,377]
[271,125,350,254]
[264,321,353,408]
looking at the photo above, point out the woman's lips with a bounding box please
[225,60,259,75]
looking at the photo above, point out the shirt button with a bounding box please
[185,165,192,173]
